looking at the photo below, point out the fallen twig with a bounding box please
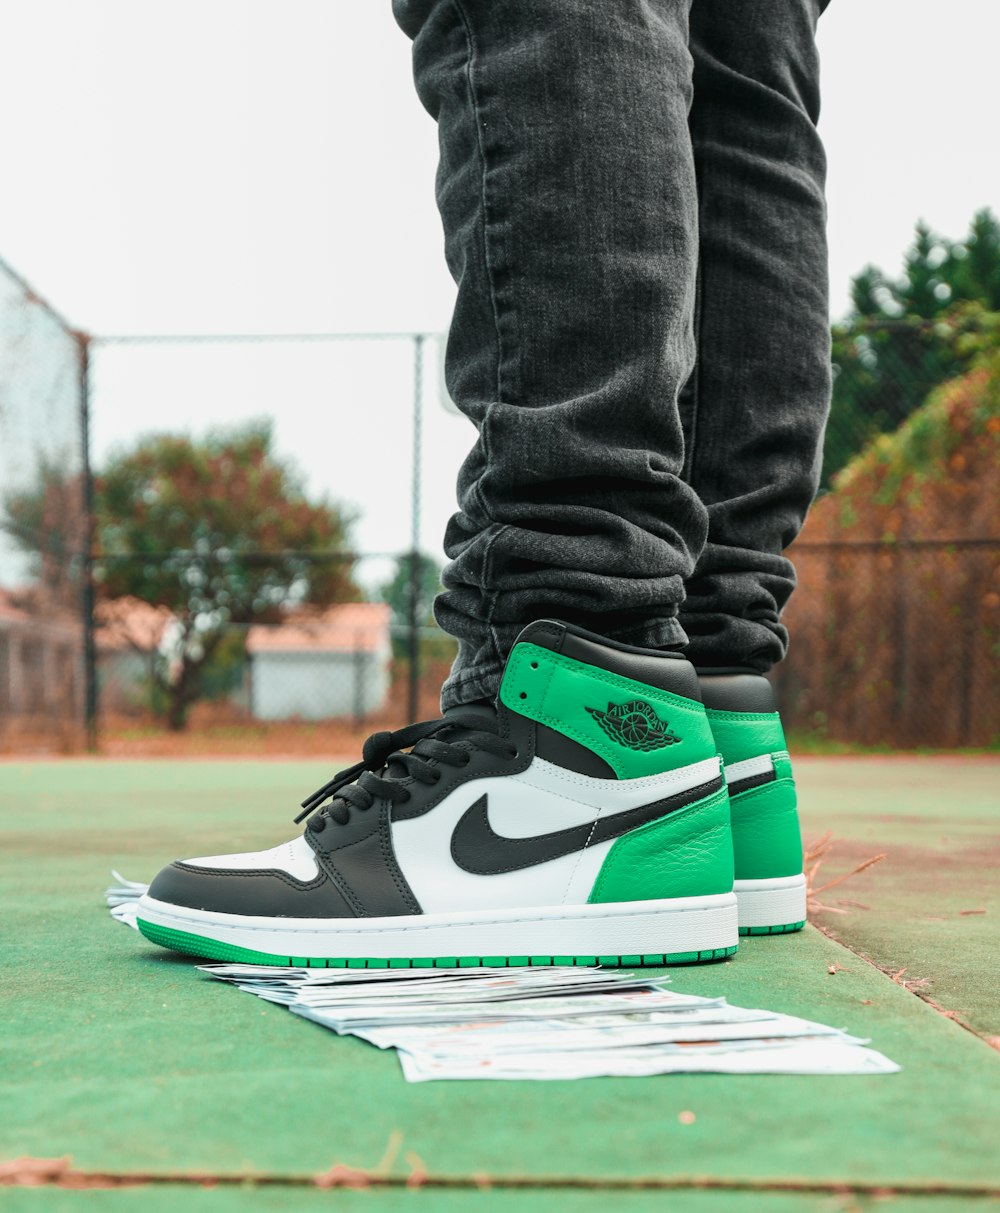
[804,831,885,918]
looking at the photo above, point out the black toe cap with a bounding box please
[147,861,356,918]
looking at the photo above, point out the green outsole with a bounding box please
[136,919,738,969]
[739,920,806,937]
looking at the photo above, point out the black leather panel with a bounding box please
[511,619,569,655]
[308,797,382,853]
[513,619,702,702]
[728,768,778,797]
[514,618,686,661]
[313,802,420,917]
[535,722,615,778]
[698,673,776,714]
[147,861,357,918]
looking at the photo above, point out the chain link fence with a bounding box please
[0,257,92,752]
[777,539,999,749]
[92,552,457,756]
[0,257,996,753]
[778,313,999,748]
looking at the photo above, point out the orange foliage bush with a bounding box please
[778,368,1000,747]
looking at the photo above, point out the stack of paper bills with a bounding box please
[105,871,145,928]
[105,874,899,1081]
[198,964,900,1080]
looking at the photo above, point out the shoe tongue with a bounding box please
[443,699,497,729]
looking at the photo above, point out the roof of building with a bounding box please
[0,588,32,625]
[246,601,391,656]
[0,587,81,639]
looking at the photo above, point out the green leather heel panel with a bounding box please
[588,785,733,903]
[705,708,787,766]
[500,642,716,779]
[730,777,803,880]
[740,921,805,937]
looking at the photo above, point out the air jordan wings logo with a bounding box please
[585,699,680,751]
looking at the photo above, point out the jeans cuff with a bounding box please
[600,615,689,652]
[440,662,504,712]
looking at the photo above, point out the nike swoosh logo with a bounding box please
[450,775,724,875]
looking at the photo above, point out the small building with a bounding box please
[94,597,173,715]
[0,589,82,729]
[246,602,391,722]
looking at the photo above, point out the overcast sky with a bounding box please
[0,0,996,583]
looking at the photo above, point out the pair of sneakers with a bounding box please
[137,620,806,968]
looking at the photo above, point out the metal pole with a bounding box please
[353,631,365,730]
[75,331,99,752]
[407,334,425,722]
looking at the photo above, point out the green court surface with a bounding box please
[795,758,999,1039]
[1,758,998,1207]
[0,1192,994,1213]
[5,1191,997,1213]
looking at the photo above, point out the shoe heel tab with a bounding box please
[698,673,776,714]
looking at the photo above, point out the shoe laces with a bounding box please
[296,709,516,832]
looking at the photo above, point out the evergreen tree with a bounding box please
[824,209,1000,484]
[949,209,1000,310]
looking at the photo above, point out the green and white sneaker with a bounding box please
[698,672,806,936]
[137,620,738,968]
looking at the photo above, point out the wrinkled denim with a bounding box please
[393,0,831,709]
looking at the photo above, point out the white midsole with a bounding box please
[136,892,739,959]
[733,875,807,928]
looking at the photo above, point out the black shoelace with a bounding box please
[295,710,516,831]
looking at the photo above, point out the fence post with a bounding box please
[353,630,365,730]
[75,330,99,753]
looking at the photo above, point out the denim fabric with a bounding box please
[393,0,831,709]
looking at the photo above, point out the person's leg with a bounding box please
[680,0,830,934]
[679,0,831,670]
[393,0,707,710]
[133,0,745,967]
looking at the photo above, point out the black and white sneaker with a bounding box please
[137,620,738,968]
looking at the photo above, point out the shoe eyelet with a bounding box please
[519,692,527,700]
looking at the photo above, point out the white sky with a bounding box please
[0,0,996,586]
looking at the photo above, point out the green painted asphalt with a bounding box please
[796,757,999,1037]
[1,1190,995,1213]
[1,759,998,1196]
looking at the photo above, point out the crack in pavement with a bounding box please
[2,1157,999,1198]
[814,923,998,1050]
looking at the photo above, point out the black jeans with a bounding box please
[393,0,831,710]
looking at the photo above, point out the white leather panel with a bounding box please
[492,755,720,835]
[184,834,319,882]
[391,756,721,914]
[724,754,775,784]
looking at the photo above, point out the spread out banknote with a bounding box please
[105,872,900,1081]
